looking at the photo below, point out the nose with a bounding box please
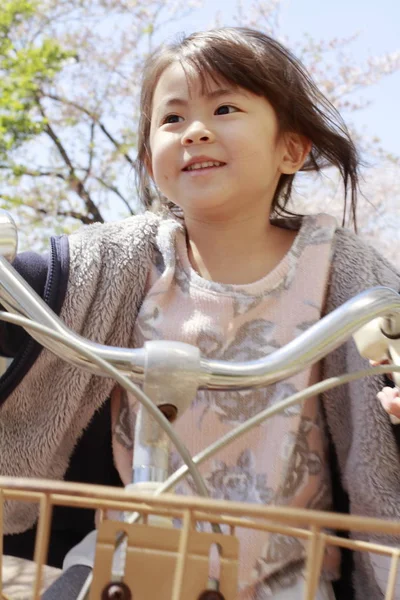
[181,121,215,146]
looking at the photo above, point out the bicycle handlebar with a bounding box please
[0,209,399,391]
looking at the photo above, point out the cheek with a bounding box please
[151,135,176,180]
[150,149,170,190]
[152,156,171,184]
[226,128,272,163]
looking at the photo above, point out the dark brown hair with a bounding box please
[136,27,360,226]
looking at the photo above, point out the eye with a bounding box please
[162,114,183,124]
[215,104,238,115]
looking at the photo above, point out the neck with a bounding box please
[183,212,297,285]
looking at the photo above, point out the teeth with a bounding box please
[186,161,223,171]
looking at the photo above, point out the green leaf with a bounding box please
[0,0,74,156]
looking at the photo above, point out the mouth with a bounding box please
[182,160,226,172]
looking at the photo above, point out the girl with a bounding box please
[1,27,399,600]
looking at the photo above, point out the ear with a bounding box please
[279,133,311,175]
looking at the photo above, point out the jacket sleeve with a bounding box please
[0,251,49,357]
[0,234,69,407]
[322,228,400,600]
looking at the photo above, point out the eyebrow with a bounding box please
[160,87,244,109]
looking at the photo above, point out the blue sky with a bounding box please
[158,0,400,157]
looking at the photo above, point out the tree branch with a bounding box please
[0,165,67,181]
[37,99,104,223]
[83,119,96,185]
[93,176,134,215]
[36,207,95,225]
[1,164,134,216]
[43,92,136,167]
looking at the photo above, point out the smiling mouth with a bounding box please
[183,160,226,172]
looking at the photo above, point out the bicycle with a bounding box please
[0,209,399,600]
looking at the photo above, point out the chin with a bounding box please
[183,193,231,210]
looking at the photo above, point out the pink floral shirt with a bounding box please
[112,213,340,595]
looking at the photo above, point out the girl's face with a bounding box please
[149,62,293,221]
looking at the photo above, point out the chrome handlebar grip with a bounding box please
[0,210,18,262]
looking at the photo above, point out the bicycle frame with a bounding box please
[0,210,399,600]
